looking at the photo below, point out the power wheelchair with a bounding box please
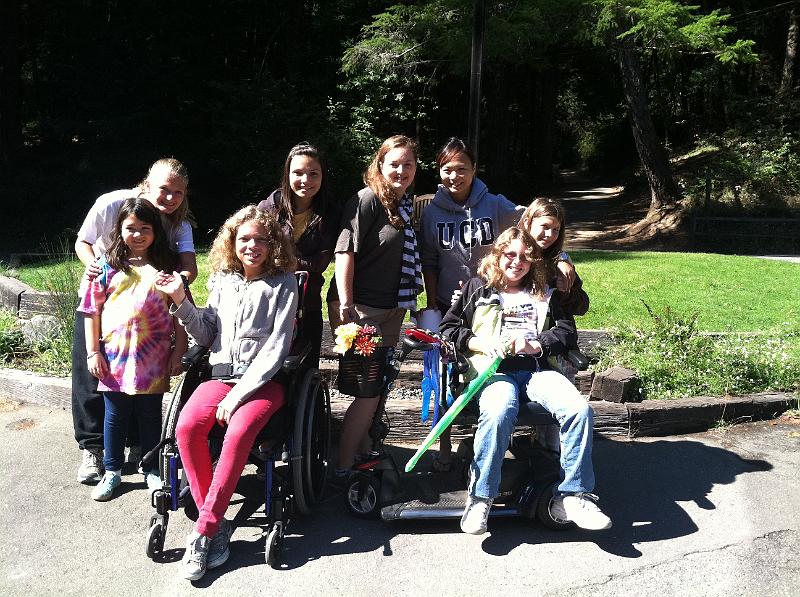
[343,326,590,531]
[143,271,331,567]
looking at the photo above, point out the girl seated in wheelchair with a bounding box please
[439,227,611,535]
[155,206,298,581]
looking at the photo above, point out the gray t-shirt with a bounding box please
[331,187,404,309]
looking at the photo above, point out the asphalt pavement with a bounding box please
[1,400,799,597]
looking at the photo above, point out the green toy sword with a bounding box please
[405,356,502,473]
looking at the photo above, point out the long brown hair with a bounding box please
[208,205,296,277]
[274,142,328,230]
[517,197,566,279]
[107,198,174,273]
[478,227,547,294]
[364,134,418,229]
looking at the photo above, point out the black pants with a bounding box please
[71,311,138,451]
[301,309,323,371]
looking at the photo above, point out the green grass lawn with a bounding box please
[10,249,800,333]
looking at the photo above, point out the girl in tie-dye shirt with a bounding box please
[79,198,188,502]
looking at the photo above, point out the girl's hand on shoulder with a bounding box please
[84,258,102,281]
[87,352,109,380]
[154,271,186,304]
[555,261,576,293]
[215,394,240,426]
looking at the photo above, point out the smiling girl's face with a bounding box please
[235,220,270,279]
[439,152,476,203]
[381,147,417,197]
[527,215,561,253]
[121,214,155,259]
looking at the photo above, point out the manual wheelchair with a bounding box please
[343,327,590,531]
[143,271,331,567]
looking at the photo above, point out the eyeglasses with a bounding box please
[501,251,529,263]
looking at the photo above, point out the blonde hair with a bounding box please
[364,134,418,229]
[140,157,196,227]
[478,227,547,294]
[208,205,296,276]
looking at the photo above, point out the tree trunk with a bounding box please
[0,0,21,168]
[531,68,558,193]
[616,37,679,212]
[779,7,798,98]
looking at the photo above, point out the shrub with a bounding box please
[595,303,800,400]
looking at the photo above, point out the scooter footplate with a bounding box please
[380,491,520,520]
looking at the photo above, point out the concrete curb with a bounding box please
[2,366,795,440]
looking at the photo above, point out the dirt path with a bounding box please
[550,170,652,250]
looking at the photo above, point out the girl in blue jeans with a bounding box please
[439,227,611,535]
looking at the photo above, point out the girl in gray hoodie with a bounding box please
[419,138,524,314]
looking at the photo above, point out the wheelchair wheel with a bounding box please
[265,522,283,568]
[344,472,380,518]
[145,514,166,559]
[291,369,331,515]
[536,481,575,531]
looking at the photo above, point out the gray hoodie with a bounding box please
[420,177,524,307]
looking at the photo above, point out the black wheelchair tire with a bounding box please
[145,516,165,559]
[291,369,331,515]
[265,523,282,568]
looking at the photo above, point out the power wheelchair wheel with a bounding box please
[291,369,331,515]
[536,481,576,530]
[344,472,381,518]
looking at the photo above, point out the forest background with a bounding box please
[0,0,798,251]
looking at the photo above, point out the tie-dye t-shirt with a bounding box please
[78,259,173,394]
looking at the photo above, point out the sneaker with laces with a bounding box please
[181,531,210,581]
[550,492,612,530]
[77,448,104,484]
[460,495,493,535]
[91,470,121,501]
[144,471,162,493]
[207,519,233,570]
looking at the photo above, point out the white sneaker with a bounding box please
[550,493,612,530]
[77,448,104,484]
[460,496,493,535]
[207,519,233,570]
[145,472,162,493]
[91,470,121,501]
[181,532,210,581]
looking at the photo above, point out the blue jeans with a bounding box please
[470,369,595,500]
[102,392,162,473]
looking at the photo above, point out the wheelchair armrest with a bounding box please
[283,342,311,371]
[566,349,590,371]
[181,344,209,371]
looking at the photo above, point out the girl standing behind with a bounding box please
[440,227,610,535]
[327,134,423,474]
[258,143,337,369]
[518,197,589,316]
[155,206,298,581]
[73,158,196,485]
[79,198,188,502]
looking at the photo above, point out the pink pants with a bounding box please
[176,379,285,537]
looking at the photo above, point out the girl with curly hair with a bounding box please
[440,227,610,535]
[155,205,298,581]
